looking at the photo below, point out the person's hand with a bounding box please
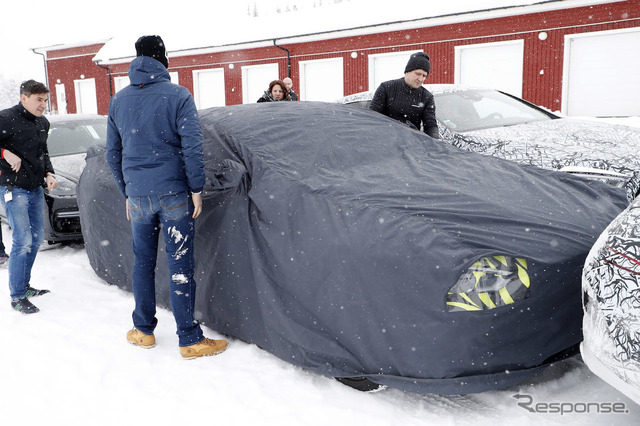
[46,174,58,190]
[3,150,21,172]
[125,199,131,221]
[191,192,202,219]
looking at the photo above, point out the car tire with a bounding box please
[335,377,385,392]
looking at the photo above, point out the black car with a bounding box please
[339,85,640,201]
[0,114,107,244]
[78,102,626,394]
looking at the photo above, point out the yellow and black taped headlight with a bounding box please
[446,256,530,312]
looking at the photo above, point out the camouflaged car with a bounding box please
[339,85,640,201]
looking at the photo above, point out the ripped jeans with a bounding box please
[127,192,203,347]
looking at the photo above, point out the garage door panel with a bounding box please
[242,64,279,104]
[455,40,524,97]
[368,50,422,91]
[299,58,344,102]
[564,29,640,116]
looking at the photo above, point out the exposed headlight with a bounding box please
[446,256,530,312]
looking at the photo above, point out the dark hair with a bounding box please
[269,80,290,99]
[20,80,49,96]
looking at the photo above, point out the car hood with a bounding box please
[452,118,640,199]
[459,118,640,172]
[50,153,86,183]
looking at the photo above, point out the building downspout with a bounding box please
[273,39,291,78]
[95,60,113,98]
[31,48,51,111]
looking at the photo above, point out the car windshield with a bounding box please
[434,90,554,132]
[47,118,107,157]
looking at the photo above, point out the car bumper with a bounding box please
[44,194,82,243]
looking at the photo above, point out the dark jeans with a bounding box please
[127,192,203,347]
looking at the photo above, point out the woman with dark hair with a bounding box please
[257,80,291,102]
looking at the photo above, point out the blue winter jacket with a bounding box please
[106,56,205,198]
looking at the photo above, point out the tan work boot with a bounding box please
[180,337,228,359]
[127,328,156,349]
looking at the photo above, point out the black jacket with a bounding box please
[0,104,54,189]
[370,78,440,138]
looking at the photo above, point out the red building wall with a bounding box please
[46,44,108,114]
[45,1,640,115]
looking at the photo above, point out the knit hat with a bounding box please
[404,52,431,75]
[135,35,169,69]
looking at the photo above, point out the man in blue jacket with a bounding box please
[107,35,227,359]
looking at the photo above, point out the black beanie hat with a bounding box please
[135,35,169,69]
[404,52,431,75]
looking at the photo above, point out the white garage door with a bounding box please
[193,68,226,109]
[73,78,98,114]
[242,63,279,104]
[455,40,524,97]
[368,50,422,91]
[299,58,344,102]
[563,28,640,117]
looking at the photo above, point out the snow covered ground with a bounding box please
[1,235,639,426]
[1,117,639,425]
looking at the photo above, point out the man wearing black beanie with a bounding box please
[370,52,440,139]
[135,35,169,69]
[107,35,228,359]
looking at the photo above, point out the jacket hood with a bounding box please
[128,56,170,87]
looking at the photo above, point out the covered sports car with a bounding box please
[582,197,640,404]
[78,101,626,394]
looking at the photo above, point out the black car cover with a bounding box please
[78,101,627,394]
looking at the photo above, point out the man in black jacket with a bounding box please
[0,80,58,314]
[283,77,298,101]
[370,52,440,139]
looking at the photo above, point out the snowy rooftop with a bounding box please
[37,0,620,64]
